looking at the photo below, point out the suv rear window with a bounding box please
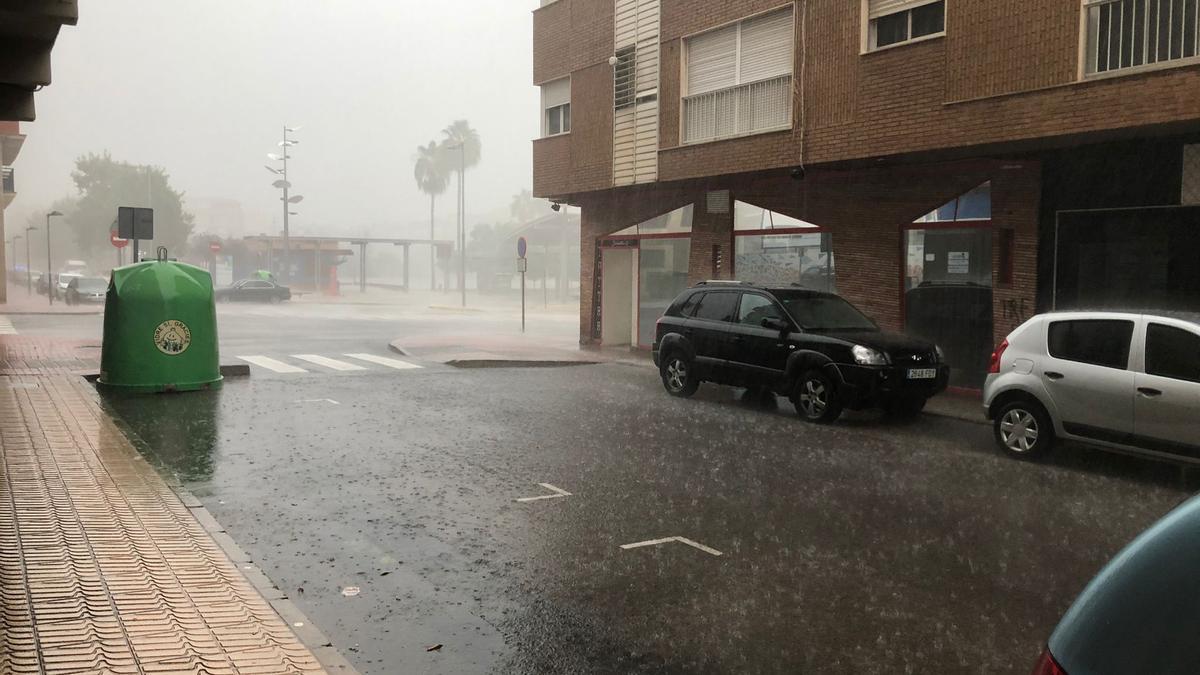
[668,292,702,318]
[1047,319,1134,370]
[693,292,738,323]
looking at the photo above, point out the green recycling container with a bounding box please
[99,259,222,393]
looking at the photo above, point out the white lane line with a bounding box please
[344,353,422,370]
[515,483,573,503]
[0,316,16,335]
[237,355,309,374]
[296,398,340,405]
[291,354,367,371]
[619,536,723,557]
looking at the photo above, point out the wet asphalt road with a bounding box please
[101,355,1195,674]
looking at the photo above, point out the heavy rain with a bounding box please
[2,2,1200,674]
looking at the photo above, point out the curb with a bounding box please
[169,481,361,674]
[446,359,599,369]
[387,340,409,357]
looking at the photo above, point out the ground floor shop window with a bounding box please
[1055,206,1200,311]
[732,201,834,292]
[638,238,691,346]
[598,204,693,347]
[904,183,995,388]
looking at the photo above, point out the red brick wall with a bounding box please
[575,159,1039,349]
[533,64,615,198]
[535,0,1200,197]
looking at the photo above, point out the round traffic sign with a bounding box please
[209,241,222,253]
[517,236,528,259]
[110,231,129,249]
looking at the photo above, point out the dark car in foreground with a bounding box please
[64,276,108,305]
[652,282,949,423]
[215,278,291,303]
[1033,494,1200,675]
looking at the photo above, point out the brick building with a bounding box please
[531,0,1200,387]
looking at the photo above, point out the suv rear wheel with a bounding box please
[792,370,843,424]
[994,398,1054,459]
[661,353,700,398]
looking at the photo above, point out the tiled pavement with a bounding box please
[0,336,345,674]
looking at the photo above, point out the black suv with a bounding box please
[652,282,949,423]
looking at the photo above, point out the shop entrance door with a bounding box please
[904,227,994,388]
[601,247,635,346]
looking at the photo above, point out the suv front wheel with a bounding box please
[661,353,700,398]
[792,370,843,424]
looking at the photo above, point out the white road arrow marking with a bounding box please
[516,483,572,503]
[620,536,723,557]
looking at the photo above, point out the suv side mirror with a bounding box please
[761,317,789,332]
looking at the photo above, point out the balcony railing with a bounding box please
[683,75,792,145]
[1085,0,1200,75]
[2,167,13,194]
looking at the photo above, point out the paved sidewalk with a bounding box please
[0,336,343,674]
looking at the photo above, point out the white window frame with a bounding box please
[1079,0,1200,80]
[861,0,947,54]
[540,77,571,138]
[680,4,796,145]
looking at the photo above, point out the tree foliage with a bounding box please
[68,152,195,261]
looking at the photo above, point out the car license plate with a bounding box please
[907,368,937,380]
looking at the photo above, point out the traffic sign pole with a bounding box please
[517,237,529,334]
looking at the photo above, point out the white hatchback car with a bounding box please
[983,311,1200,463]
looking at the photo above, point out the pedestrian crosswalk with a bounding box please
[236,353,423,375]
[0,316,16,335]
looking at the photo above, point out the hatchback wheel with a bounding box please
[661,353,699,398]
[792,370,843,424]
[994,399,1054,459]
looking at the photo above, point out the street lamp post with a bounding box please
[446,142,466,308]
[24,226,36,294]
[266,126,301,285]
[45,210,62,306]
[9,235,21,276]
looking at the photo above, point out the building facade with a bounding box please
[533,0,1200,387]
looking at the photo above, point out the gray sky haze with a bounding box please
[11,1,540,241]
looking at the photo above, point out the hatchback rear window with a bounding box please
[1047,320,1134,370]
[1145,324,1200,383]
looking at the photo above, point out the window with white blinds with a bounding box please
[683,7,794,144]
[866,0,945,51]
[541,78,570,137]
[614,0,660,186]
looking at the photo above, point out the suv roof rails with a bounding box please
[695,280,752,286]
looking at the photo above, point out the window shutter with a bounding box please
[868,0,939,19]
[542,78,569,109]
[686,24,737,95]
[738,8,794,83]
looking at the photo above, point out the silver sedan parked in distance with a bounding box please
[983,311,1200,464]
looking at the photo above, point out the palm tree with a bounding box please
[414,140,448,290]
[441,120,481,301]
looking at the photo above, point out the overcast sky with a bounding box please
[10,1,540,240]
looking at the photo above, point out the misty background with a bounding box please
[10,1,542,250]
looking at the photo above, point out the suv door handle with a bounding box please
[1045,371,1065,381]
[1138,387,1163,398]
